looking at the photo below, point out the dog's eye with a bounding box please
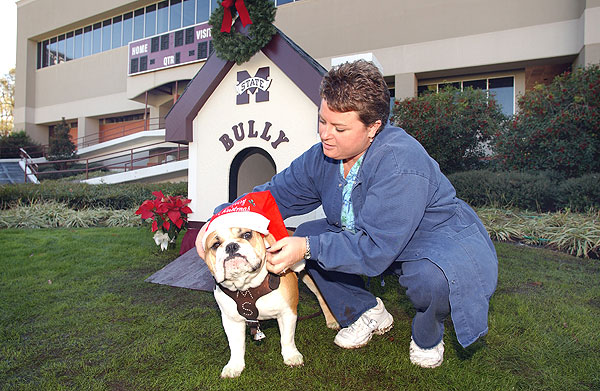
[241,231,253,241]
[210,241,221,251]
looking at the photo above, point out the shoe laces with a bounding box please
[345,316,378,335]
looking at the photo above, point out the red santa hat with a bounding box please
[201,190,288,249]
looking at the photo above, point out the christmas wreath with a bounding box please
[209,0,277,65]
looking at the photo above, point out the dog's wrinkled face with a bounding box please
[203,227,269,288]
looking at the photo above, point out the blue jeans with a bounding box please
[294,219,450,349]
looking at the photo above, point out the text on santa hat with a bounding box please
[219,120,289,152]
[221,205,251,214]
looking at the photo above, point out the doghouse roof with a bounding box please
[165,22,327,143]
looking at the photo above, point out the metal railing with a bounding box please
[1,117,166,160]
[20,141,188,183]
[19,148,38,183]
[74,116,166,150]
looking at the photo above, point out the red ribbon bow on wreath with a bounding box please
[220,0,253,33]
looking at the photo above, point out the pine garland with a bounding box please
[209,0,277,65]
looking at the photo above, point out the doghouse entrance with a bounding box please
[229,147,276,202]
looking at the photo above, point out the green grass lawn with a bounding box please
[1,227,599,391]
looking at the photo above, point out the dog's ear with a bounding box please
[201,231,219,275]
[263,232,277,248]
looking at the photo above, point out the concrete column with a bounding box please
[575,43,600,67]
[394,73,418,102]
[77,117,100,147]
[148,104,172,130]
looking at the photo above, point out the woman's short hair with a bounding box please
[320,60,390,134]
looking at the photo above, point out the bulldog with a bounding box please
[201,226,337,378]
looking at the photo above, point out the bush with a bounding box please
[556,173,600,211]
[494,64,600,177]
[0,182,189,210]
[391,86,506,174]
[448,170,599,212]
[449,170,557,211]
[0,131,42,158]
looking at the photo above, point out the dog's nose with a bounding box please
[225,242,240,255]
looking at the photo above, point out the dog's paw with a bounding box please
[326,319,340,330]
[283,351,304,367]
[220,363,245,378]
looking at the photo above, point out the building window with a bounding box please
[489,77,514,116]
[92,22,102,54]
[133,8,145,40]
[48,37,57,65]
[145,5,157,37]
[183,0,195,26]
[123,12,133,45]
[37,42,42,69]
[170,0,182,31]
[196,0,209,23]
[112,17,122,48]
[41,40,49,67]
[417,76,515,115]
[57,34,66,63]
[157,1,169,34]
[74,29,83,59]
[65,31,74,61]
[102,20,112,52]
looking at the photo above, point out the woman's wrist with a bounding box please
[304,236,311,260]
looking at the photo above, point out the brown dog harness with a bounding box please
[218,272,280,340]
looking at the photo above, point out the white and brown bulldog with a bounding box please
[201,227,303,378]
[197,191,338,378]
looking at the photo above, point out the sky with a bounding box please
[0,0,17,76]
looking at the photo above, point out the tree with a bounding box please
[494,64,600,178]
[0,68,15,136]
[391,86,507,174]
[48,117,78,170]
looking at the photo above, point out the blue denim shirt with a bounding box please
[233,125,498,347]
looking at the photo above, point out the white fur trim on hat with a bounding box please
[202,211,270,250]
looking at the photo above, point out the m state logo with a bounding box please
[236,67,271,105]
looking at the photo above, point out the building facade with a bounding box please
[15,0,600,146]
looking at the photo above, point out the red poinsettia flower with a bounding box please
[136,191,193,248]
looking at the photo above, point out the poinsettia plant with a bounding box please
[135,191,192,250]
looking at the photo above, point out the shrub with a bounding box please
[449,170,557,211]
[0,131,42,158]
[0,182,188,210]
[556,173,600,211]
[391,86,506,174]
[494,64,600,177]
[448,170,599,212]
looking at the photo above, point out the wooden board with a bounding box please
[145,247,216,291]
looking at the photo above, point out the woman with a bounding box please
[199,60,498,368]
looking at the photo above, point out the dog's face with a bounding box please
[203,227,274,290]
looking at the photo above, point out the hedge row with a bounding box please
[0,182,188,210]
[0,171,597,212]
[448,170,600,212]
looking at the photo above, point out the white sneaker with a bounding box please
[334,297,394,349]
[409,337,444,368]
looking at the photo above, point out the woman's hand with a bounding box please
[266,236,306,274]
